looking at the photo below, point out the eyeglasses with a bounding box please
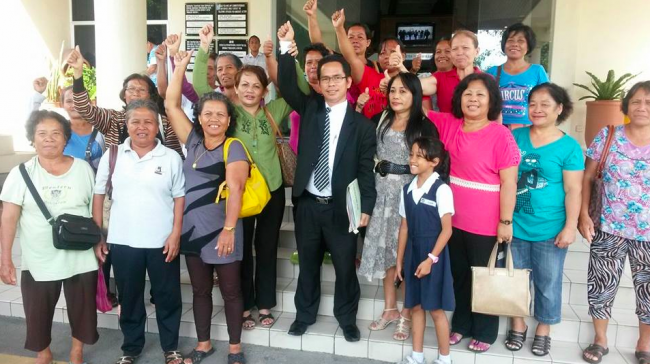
[319,75,347,84]
[125,87,149,95]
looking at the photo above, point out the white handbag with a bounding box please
[471,242,531,317]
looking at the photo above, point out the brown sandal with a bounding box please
[582,344,609,364]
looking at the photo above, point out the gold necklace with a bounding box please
[192,149,210,169]
[192,138,225,169]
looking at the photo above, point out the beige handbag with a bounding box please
[471,242,531,317]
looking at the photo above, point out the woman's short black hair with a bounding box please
[216,53,243,70]
[303,43,330,59]
[118,73,166,116]
[529,83,573,124]
[501,23,537,55]
[317,55,351,79]
[378,37,406,54]
[451,73,502,121]
[348,23,372,39]
[192,92,237,138]
[622,80,650,115]
[25,110,72,145]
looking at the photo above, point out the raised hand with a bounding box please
[263,35,274,58]
[289,40,299,57]
[331,9,345,29]
[411,53,422,71]
[33,77,48,94]
[379,70,391,94]
[165,33,182,57]
[356,87,370,112]
[66,46,85,78]
[154,43,167,62]
[277,21,295,42]
[389,45,404,68]
[174,50,194,69]
[199,24,214,50]
[303,0,317,17]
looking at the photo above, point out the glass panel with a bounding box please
[71,0,94,21]
[74,25,96,67]
[147,0,168,20]
[147,24,167,46]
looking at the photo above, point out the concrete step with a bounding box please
[0,288,639,364]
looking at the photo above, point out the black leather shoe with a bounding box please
[288,321,308,336]
[341,324,361,342]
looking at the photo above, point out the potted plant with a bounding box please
[573,70,638,146]
[45,42,66,106]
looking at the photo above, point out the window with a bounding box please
[71,0,168,67]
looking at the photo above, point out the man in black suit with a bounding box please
[276,21,377,342]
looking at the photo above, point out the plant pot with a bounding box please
[584,100,625,147]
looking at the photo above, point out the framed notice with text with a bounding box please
[216,3,247,36]
[184,39,216,72]
[185,3,216,36]
[217,39,248,58]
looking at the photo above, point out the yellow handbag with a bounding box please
[216,138,271,218]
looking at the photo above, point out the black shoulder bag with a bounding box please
[84,128,99,164]
[19,163,101,251]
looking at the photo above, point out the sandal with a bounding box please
[242,313,256,330]
[449,332,464,345]
[227,352,246,364]
[258,312,276,328]
[392,315,411,341]
[469,339,491,352]
[636,351,650,364]
[582,343,609,364]
[531,335,551,356]
[183,348,215,364]
[164,351,184,364]
[369,308,399,331]
[115,356,137,364]
[504,326,528,351]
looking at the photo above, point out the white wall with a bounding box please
[0,0,71,151]
[550,0,650,145]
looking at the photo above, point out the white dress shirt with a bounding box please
[242,53,267,72]
[399,172,455,218]
[306,100,348,197]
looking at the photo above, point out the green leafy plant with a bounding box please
[573,70,639,101]
[45,42,65,103]
[63,65,97,100]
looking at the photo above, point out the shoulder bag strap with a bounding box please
[85,128,99,163]
[106,145,118,199]
[596,125,616,179]
[18,163,55,226]
[264,106,284,140]
[496,65,502,86]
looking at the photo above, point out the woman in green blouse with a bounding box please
[233,65,293,330]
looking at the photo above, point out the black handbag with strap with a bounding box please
[19,163,101,251]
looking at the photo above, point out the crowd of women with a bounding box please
[1,2,649,364]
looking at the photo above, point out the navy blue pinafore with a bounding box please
[403,179,455,311]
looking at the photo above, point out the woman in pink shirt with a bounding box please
[428,73,520,353]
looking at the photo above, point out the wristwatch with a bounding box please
[223,226,236,232]
[427,253,439,264]
[499,219,512,225]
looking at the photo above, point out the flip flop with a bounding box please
[636,350,650,364]
[183,348,215,364]
[582,343,609,364]
[258,312,276,328]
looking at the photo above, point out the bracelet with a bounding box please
[223,226,235,232]
[427,253,439,264]
[499,219,512,225]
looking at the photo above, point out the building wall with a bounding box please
[551,0,650,145]
[167,0,275,48]
[1,0,70,150]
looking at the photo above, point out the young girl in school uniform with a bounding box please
[396,137,455,364]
